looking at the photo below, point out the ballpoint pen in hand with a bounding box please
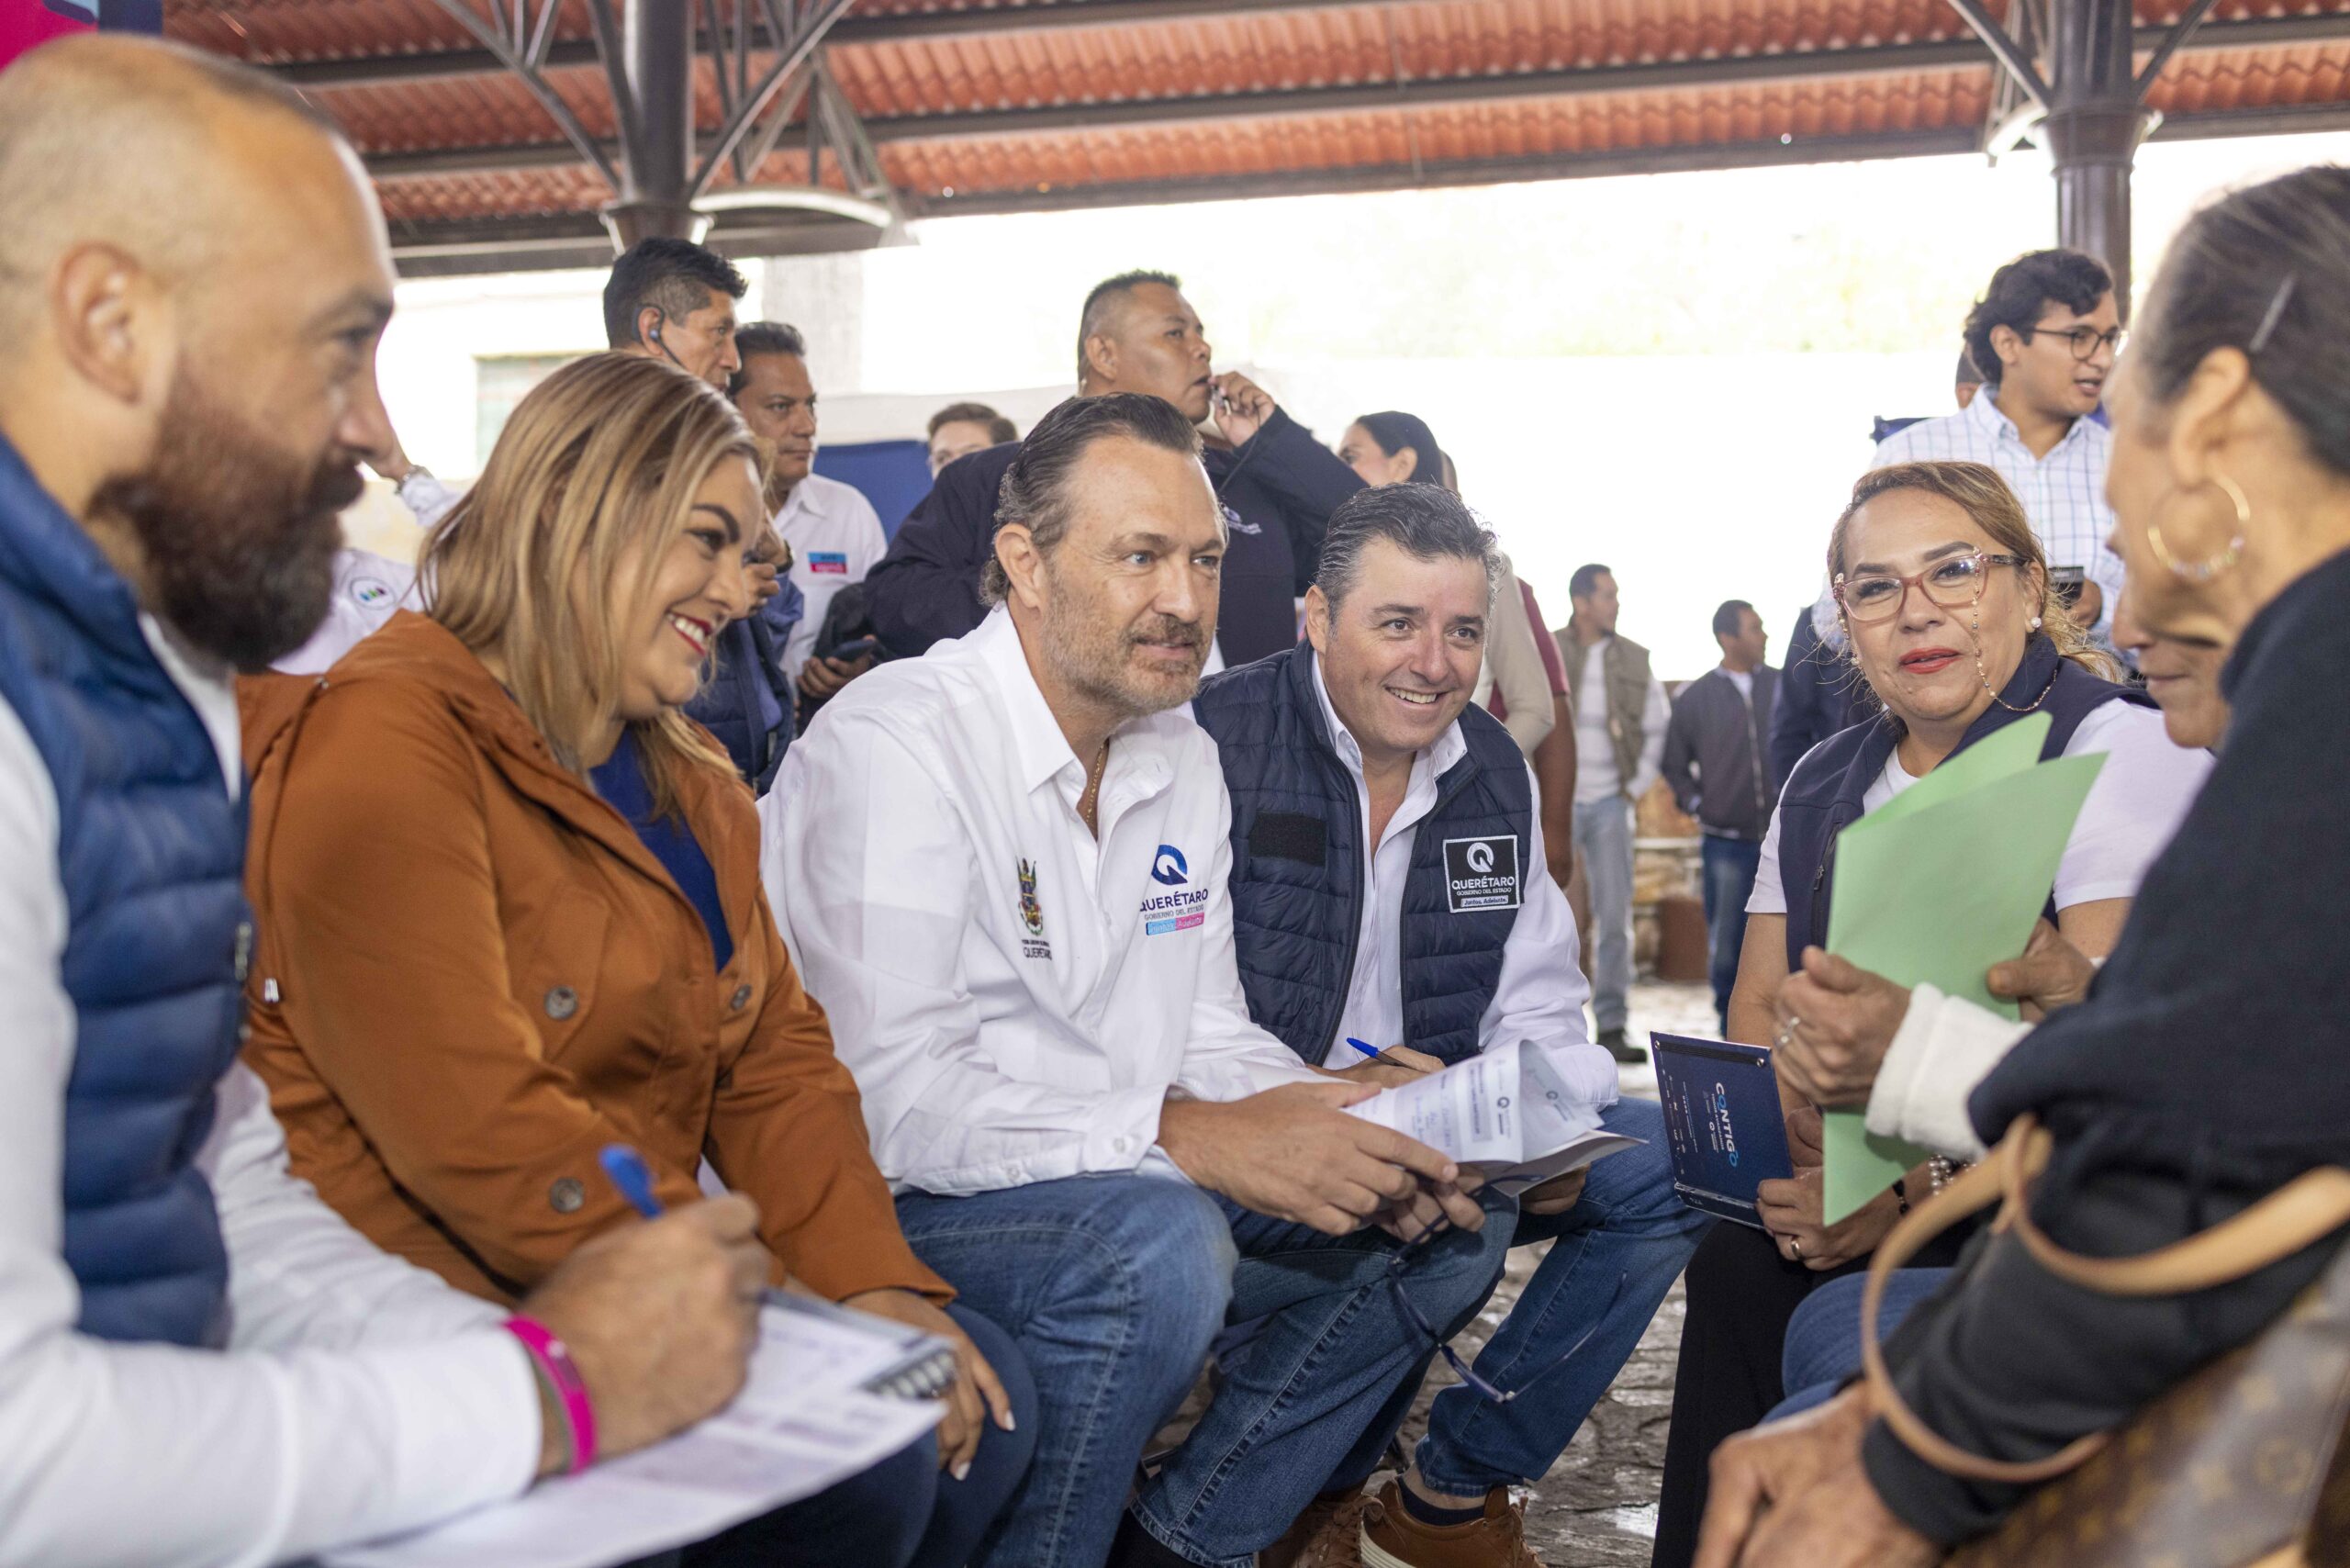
[599,1144,664,1219]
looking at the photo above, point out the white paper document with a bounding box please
[1347,1040,1641,1193]
[323,1304,945,1568]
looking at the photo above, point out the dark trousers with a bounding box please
[651,1303,1037,1568]
[1698,835,1762,1033]
[1648,1217,1964,1568]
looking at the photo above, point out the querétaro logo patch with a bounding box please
[1442,835,1521,913]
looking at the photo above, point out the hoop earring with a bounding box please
[2145,474,2250,585]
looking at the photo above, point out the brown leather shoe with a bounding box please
[1260,1487,1371,1568]
[1358,1480,1544,1568]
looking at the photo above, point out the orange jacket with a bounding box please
[238,611,946,1307]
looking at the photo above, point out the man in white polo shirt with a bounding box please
[763,393,1513,1568]
[730,321,889,708]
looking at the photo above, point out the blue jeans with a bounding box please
[1414,1097,1712,1494]
[1766,1268,1954,1422]
[1572,797,1636,1033]
[1699,835,1762,1032]
[661,1304,1037,1568]
[894,1173,1512,1568]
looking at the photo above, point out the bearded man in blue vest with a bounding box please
[1196,485,1711,1568]
[0,38,771,1565]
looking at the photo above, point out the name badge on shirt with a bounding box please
[807,551,850,575]
[1443,835,1522,914]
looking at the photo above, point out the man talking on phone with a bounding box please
[865,270,1364,666]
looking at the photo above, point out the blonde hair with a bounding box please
[1828,460,2116,682]
[422,353,755,815]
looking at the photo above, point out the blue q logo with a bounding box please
[1151,846,1189,886]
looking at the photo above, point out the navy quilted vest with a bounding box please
[0,431,248,1346]
[1195,645,1533,1067]
[1774,634,2153,968]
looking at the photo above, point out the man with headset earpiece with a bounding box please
[606,237,746,391]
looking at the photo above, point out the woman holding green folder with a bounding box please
[1647,460,2212,1567]
[1695,163,2350,1568]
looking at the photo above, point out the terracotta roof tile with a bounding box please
[161,0,2350,249]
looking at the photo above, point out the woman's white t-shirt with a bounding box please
[1747,701,2212,917]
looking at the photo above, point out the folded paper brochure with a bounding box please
[1345,1039,1640,1198]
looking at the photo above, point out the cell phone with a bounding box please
[2050,566,2087,607]
[823,636,879,663]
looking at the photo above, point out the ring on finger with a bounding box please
[1788,1236,1806,1260]
[1773,1014,1803,1051]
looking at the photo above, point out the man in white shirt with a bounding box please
[1196,486,1710,1565]
[1871,249,2125,642]
[729,321,890,704]
[765,393,1511,1568]
[1554,564,1671,1060]
[0,39,771,1568]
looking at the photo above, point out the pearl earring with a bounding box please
[2030,615,2043,631]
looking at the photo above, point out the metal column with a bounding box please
[603,0,705,247]
[1952,0,2216,318]
[2042,0,2150,313]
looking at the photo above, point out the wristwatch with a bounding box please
[393,465,436,507]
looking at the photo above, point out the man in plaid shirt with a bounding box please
[1870,249,2125,644]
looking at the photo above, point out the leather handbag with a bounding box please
[1858,1114,2350,1568]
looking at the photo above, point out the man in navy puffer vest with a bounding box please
[1197,486,1711,1566]
[0,39,773,1566]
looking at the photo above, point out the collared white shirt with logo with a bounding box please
[1869,389,2125,636]
[773,471,887,681]
[1311,659,1617,1115]
[763,607,1320,1196]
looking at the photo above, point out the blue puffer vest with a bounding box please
[1774,634,2153,967]
[0,432,248,1347]
[1195,645,1533,1067]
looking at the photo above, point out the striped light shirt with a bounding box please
[1869,388,2123,639]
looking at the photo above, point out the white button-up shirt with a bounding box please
[773,471,888,681]
[763,607,1321,1196]
[1310,659,1618,1114]
[1870,389,2125,635]
[0,617,537,1568]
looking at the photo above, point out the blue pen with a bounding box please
[599,1143,664,1219]
[1347,1037,1382,1060]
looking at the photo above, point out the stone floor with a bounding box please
[1373,980,1718,1567]
[1155,981,1723,1566]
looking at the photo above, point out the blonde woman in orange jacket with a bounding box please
[239,353,1033,1568]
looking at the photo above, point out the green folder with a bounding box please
[1815,715,2106,1222]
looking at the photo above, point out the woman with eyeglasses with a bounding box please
[1646,459,2210,1568]
[1693,161,2350,1568]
